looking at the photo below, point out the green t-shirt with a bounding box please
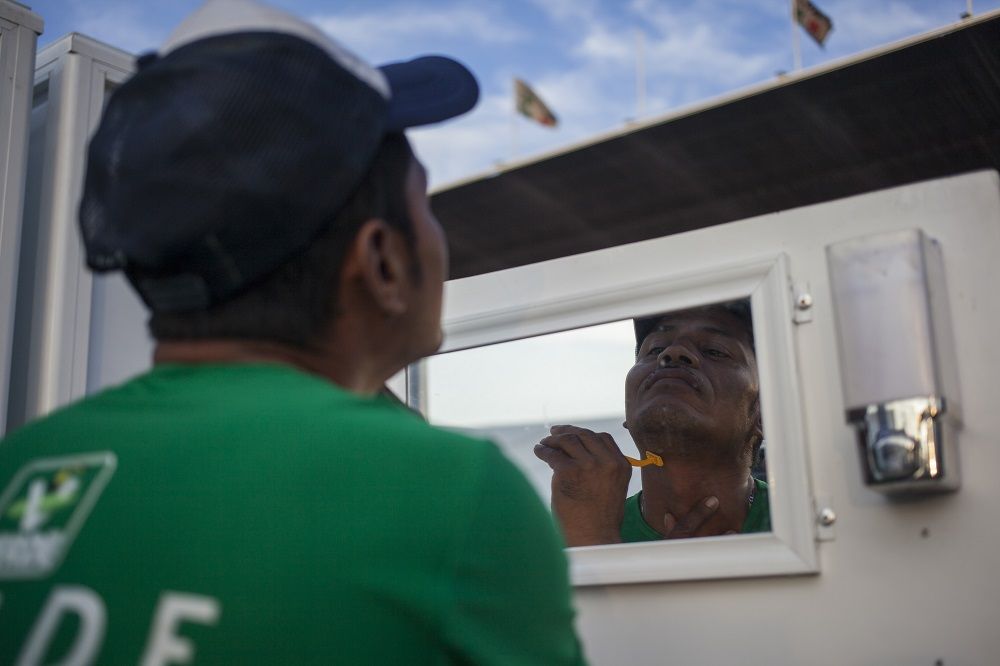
[0,364,584,665]
[620,478,771,542]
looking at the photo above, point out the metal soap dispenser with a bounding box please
[827,229,960,493]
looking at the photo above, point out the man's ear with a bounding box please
[345,218,412,316]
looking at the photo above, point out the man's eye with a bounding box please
[704,348,730,359]
[647,346,665,357]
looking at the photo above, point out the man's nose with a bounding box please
[657,342,699,368]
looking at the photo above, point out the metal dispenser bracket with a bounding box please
[828,230,960,494]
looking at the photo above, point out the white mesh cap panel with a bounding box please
[160,0,390,99]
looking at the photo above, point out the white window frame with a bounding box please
[433,246,818,585]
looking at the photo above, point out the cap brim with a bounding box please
[379,55,479,131]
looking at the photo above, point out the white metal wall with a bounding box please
[561,172,1000,665]
[0,1,42,435]
[4,34,145,433]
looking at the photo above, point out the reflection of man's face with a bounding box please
[625,306,760,465]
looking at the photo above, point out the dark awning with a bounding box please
[432,14,1000,279]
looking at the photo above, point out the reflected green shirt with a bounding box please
[0,364,584,665]
[620,478,771,541]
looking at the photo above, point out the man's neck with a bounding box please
[153,338,391,396]
[639,459,753,537]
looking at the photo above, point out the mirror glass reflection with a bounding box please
[421,299,769,546]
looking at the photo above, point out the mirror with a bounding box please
[417,298,770,547]
[422,319,642,500]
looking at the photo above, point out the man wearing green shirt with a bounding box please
[0,1,584,663]
[535,302,769,546]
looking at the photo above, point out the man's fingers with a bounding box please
[595,432,628,461]
[550,426,624,462]
[549,424,594,436]
[663,496,719,538]
[663,512,676,534]
[541,432,605,461]
[538,433,592,461]
[532,443,574,469]
[548,426,605,458]
[538,425,632,548]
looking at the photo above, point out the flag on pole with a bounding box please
[514,78,558,128]
[794,0,833,47]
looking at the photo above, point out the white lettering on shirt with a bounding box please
[0,531,64,573]
[140,592,221,666]
[16,585,106,666]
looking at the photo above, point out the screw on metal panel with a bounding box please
[818,507,836,526]
[921,527,930,538]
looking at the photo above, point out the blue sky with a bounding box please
[28,0,1000,188]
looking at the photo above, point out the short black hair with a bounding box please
[149,132,415,349]
[633,299,754,358]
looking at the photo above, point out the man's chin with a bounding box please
[633,400,705,430]
[418,331,444,361]
[400,330,444,370]
[630,406,711,452]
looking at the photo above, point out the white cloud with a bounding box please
[628,3,779,86]
[823,1,938,48]
[531,69,631,126]
[411,92,517,189]
[413,0,789,187]
[412,72,622,190]
[311,4,525,59]
[544,1,781,125]
[56,0,961,192]
[526,0,601,22]
[574,24,634,62]
[414,62,658,191]
[650,27,775,86]
[71,4,166,54]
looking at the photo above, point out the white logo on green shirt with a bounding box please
[0,452,116,579]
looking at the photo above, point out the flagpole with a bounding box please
[511,78,520,161]
[635,29,647,119]
[968,0,974,16]
[791,0,802,71]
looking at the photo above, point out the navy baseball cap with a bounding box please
[79,0,479,312]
